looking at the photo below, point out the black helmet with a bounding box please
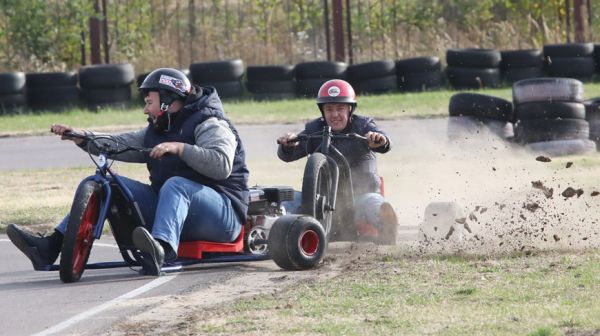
[140,68,192,111]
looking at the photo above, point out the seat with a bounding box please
[177,227,244,259]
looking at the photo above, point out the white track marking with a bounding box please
[32,274,177,336]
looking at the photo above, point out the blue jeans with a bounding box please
[282,191,385,228]
[57,176,242,254]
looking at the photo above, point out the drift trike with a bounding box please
[46,131,327,283]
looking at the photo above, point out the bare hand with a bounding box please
[50,123,84,145]
[277,132,299,148]
[366,131,387,149]
[150,142,184,159]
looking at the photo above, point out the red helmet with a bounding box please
[317,79,357,105]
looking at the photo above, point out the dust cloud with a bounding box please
[378,119,600,255]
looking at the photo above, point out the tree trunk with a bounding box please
[574,0,585,42]
[89,0,102,64]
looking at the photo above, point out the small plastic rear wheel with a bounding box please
[269,215,326,270]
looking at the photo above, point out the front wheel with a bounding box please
[269,215,327,270]
[60,181,102,283]
[300,153,335,236]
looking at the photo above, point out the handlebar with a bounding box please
[62,130,152,155]
[277,131,370,145]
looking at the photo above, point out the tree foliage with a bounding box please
[0,0,598,72]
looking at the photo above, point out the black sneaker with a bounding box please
[7,224,60,271]
[132,227,165,276]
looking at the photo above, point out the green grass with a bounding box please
[188,251,600,336]
[4,83,600,136]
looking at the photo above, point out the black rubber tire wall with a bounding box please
[79,63,134,89]
[190,59,245,82]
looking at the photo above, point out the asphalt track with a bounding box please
[0,119,444,335]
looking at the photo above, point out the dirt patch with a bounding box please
[105,242,386,335]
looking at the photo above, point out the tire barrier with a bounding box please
[500,49,544,84]
[396,57,443,92]
[190,59,245,99]
[294,61,347,98]
[347,60,397,94]
[245,65,296,100]
[584,98,600,151]
[26,72,80,111]
[447,92,514,140]
[543,43,595,81]
[79,63,134,110]
[446,48,502,89]
[0,72,26,114]
[512,78,591,155]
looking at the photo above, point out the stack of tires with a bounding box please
[79,63,135,110]
[513,78,595,155]
[346,60,397,94]
[190,59,245,99]
[500,49,544,84]
[446,48,501,89]
[245,65,296,100]
[583,97,600,151]
[26,72,80,111]
[0,72,26,114]
[294,61,347,98]
[396,56,444,92]
[447,92,514,141]
[543,43,595,81]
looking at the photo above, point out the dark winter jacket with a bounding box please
[277,114,391,195]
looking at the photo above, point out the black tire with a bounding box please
[347,60,396,81]
[246,80,296,94]
[296,78,332,97]
[395,56,441,74]
[448,92,514,121]
[584,98,600,122]
[515,118,590,143]
[294,61,347,79]
[502,66,544,83]
[60,181,101,283]
[199,80,243,98]
[81,86,132,105]
[0,72,26,94]
[512,77,584,104]
[446,67,501,89]
[268,215,326,270]
[398,71,443,91]
[300,153,334,236]
[543,43,594,58]
[26,72,78,88]
[515,102,585,120]
[446,48,501,68]
[250,92,296,101]
[500,49,544,69]
[79,63,135,89]
[246,65,295,81]
[27,86,80,110]
[447,116,514,141]
[545,56,595,80]
[189,59,245,82]
[0,93,27,111]
[353,74,397,94]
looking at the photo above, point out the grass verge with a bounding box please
[187,249,600,336]
[7,83,600,136]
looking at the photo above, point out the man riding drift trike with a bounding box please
[277,79,398,244]
[7,68,264,280]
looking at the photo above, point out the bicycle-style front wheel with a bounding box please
[60,180,101,283]
[300,153,335,236]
